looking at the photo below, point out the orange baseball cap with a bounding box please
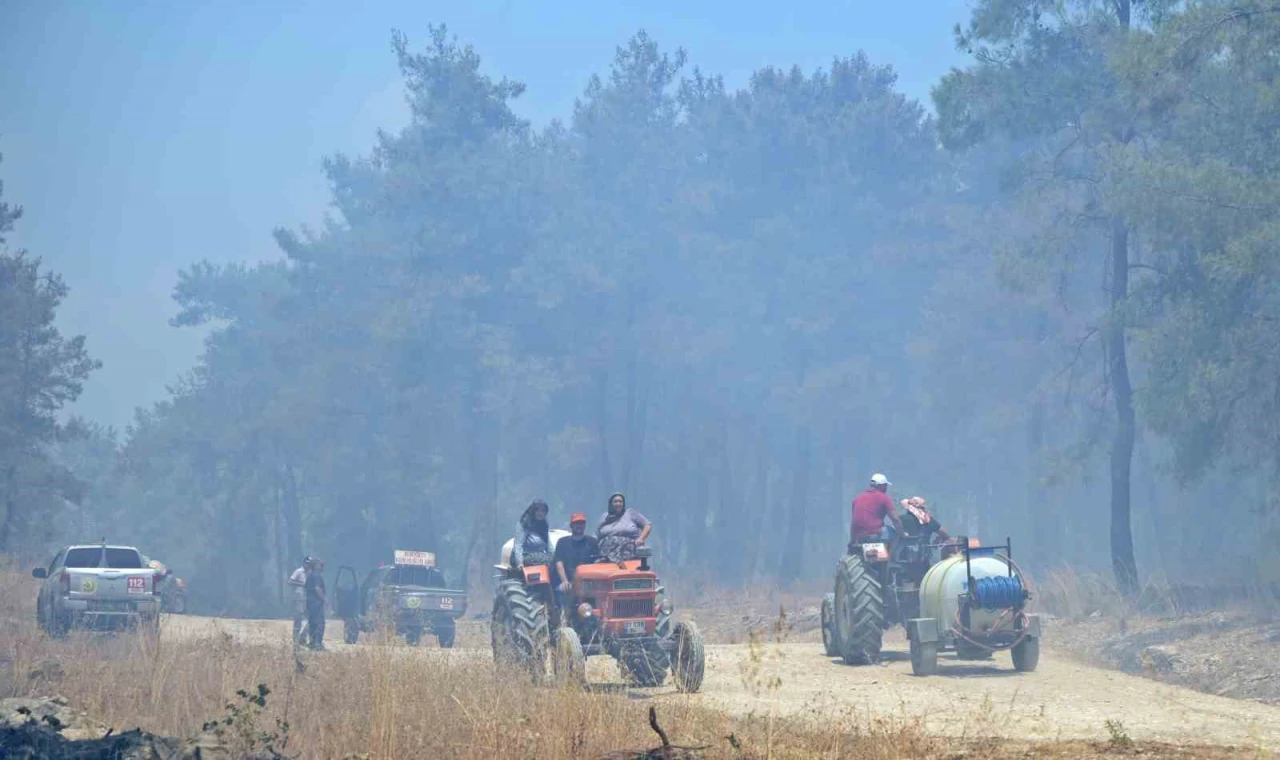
[570,512,588,524]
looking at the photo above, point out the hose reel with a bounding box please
[971,575,1026,610]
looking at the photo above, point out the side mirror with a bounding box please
[31,568,47,579]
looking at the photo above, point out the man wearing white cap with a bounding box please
[850,473,903,547]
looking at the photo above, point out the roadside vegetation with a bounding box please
[0,566,1260,759]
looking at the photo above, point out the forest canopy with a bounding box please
[5,3,1279,615]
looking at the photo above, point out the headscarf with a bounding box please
[600,492,626,529]
[521,499,550,544]
[900,497,933,526]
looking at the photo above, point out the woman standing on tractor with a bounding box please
[597,492,651,562]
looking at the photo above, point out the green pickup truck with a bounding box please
[334,550,467,647]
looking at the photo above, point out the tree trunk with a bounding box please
[0,463,18,552]
[1108,218,1139,595]
[273,483,285,607]
[832,420,845,545]
[779,425,811,583]
[597,370,614,492]
[714,418,742,578]
[281,464,303,570]
[621,356,649,495]
[745,426,769,579]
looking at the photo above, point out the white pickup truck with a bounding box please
[31,544,161,636]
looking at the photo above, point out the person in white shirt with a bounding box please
[288,558,310,643]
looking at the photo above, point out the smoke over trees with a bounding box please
[7,4,1280,615]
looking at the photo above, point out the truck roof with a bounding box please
[66,544,139,551]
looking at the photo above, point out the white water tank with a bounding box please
[917,552,1021,633]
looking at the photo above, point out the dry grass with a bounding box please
[0,564,1256,759]
[1039,566,1280,623]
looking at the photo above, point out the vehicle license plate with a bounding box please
[623,620,646,635]
[863,542,887,557]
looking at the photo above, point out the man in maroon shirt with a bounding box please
[850,473,903,544]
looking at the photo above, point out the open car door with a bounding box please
[334,566,360,620]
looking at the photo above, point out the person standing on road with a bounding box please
[555,512,600,613]
[289,558,310,643]
[850,473,903,547]
[304,557,327,651]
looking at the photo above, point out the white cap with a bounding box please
[870,473,890,486]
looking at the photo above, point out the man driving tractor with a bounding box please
[555,512,599,615]
[850,473,903,547]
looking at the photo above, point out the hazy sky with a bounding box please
[1,0,971,430]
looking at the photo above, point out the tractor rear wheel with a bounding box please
[820,592,839,656]
[834,554,884,665]
[491,580,550,684]
[552,626,587,688]
[671,621,705,693]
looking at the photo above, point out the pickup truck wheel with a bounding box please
[51,613,71,639]
[436,624,456,649]
[404,628,423,646]
[344,618,360,645]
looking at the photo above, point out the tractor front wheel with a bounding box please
[619,640,668,688]
[820,592,839,657]
[654,585,673,640]
[553,626,587,688]
[834,554,884,665]
[671,621,706,693]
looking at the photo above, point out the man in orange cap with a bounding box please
[555,512,600,603]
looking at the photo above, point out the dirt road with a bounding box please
[164,615,1280,751]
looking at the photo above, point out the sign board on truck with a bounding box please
[394,550,435,567]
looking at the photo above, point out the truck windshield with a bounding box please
[63,548,145,569]
[386,566,446,587]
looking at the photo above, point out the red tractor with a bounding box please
[491,534,704,691]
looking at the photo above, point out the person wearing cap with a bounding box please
[303,556,327,650]
[555,513,600,599]
[850,473,902,548]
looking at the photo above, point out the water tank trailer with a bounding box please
[905,537,1042,676]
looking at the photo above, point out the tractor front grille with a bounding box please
[613,578,654,590]
[612,598,654,619]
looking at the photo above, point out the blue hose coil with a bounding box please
[973,575,1024,610]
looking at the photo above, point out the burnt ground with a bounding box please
[1047,610,1280,705]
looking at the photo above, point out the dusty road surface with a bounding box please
[164,614,1280,752]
